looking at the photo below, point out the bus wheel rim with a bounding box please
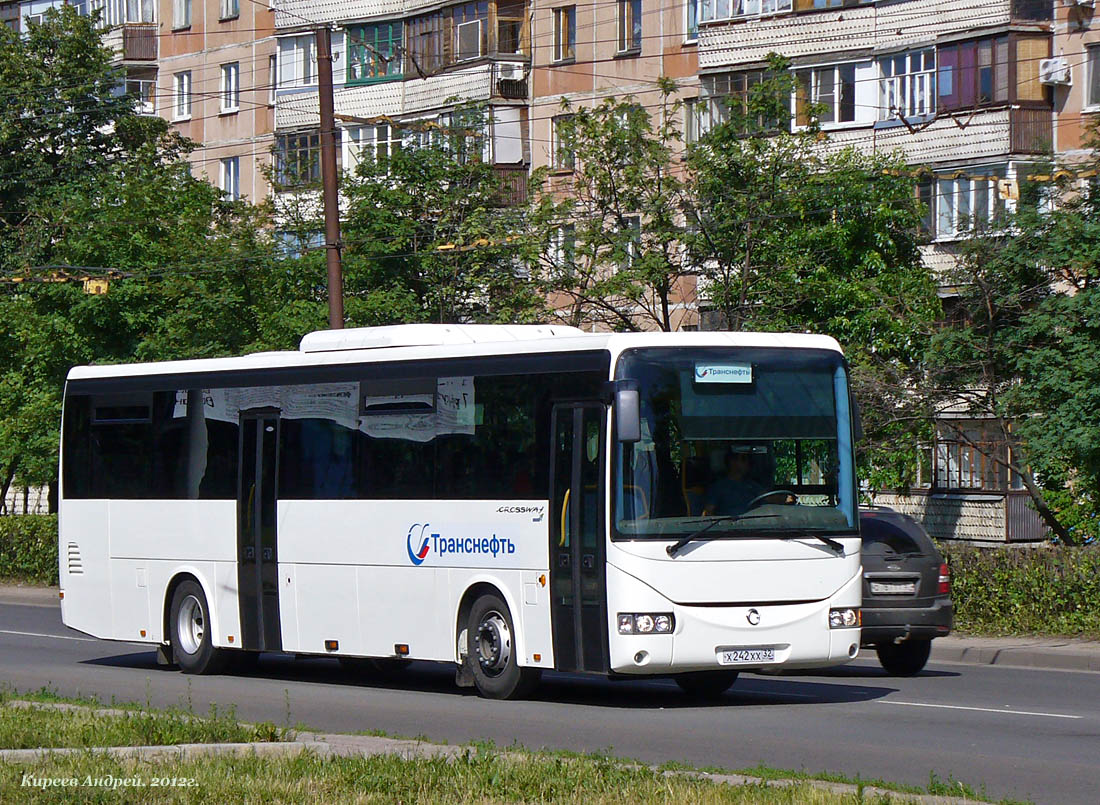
[177,594,204,656]
[476,612,511,677]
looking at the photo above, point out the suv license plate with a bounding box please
[717,648,775,665]
[870,581,916,595]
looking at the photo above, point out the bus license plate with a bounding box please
[717,648,775,665]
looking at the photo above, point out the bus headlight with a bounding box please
[829,607,861,629]
[617,613,674,635]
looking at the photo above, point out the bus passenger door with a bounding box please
[550,403,608,673]
[238,411,282,652]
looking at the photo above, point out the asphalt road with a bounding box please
[2,601,1098,804]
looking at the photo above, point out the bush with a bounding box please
[0,515,58,585]
[943,543,1100,637]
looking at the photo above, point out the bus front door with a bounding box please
[238,411,282,652]
[550,403,608,673]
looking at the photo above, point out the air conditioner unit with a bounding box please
[1039,57,1071,86]
[456,20,483,62]
[496,61,525,81]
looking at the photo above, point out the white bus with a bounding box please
[59,324,862,699]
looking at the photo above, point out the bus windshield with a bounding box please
[613,347,857,540]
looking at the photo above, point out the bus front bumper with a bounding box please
[606,564,862,675]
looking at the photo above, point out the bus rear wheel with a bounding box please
[169,580,227,675]
[674,670,739,699]
[467,593,540,700]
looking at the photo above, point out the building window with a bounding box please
[686,0,698,42]
[701,69,781,132]
[221,62,240,112]
[617,0,641,53]
[173,0,190,28]
[554,7,576,62]
[276,131,323,187]
[696,0,791,24]
[278,35,316,88]
[938,37,1008,111]
[269,54,277,104]
[124,0,154,23]
[548,224,575,273]
[347,22,403,83]
[348,124,404,170]
[934,420,1019,491]
[551,115,575,170]
[221,0,239,19]
[221,157,240,201]
[497,1,525,54]
[934,167,1007,239]
[796,63,856,126]
[879,49,935,120]
[1090,45,1100,109]
[453,2,488,61]
[684,98,703,143]
[619,215,640,270]
[174,71,191,120]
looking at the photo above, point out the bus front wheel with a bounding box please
[169,580,227,675]
[466,593,540,700]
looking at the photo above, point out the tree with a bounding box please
[929,124,1100,542]
[532,82,694,331]
[337,105,545,326]
[0,8,279,502]
[684,55,941,490]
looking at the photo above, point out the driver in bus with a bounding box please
[702,448,765,517]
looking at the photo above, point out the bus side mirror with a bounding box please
[615,389,641,443]
[852,398,864,442]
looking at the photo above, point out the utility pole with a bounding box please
[315,25,344,329]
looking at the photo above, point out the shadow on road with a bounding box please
[83,651,899,709]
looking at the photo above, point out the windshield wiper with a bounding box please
[666,514,779,557]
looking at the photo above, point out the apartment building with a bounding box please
[71,0,275,202]
[155,0,277,202]
[1053,0,1099,157]
[271,0,533,208]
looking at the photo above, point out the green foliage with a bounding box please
[336,104,545,326]
[0,515,58,584]
[0,699,283,749]
[944,544,1100,636]
[534,88,692,331]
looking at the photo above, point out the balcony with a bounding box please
[493,165,528,206]
[1010,107,1052,153]
[122,23,157,60]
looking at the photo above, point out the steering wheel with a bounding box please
[746,489,798,509]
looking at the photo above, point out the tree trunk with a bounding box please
[0,458,17,516]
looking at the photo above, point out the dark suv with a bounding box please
[859,507,953,675]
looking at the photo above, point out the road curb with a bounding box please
[931,637,1100,673]
[0,585,58,607]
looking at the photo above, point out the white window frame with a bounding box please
[174,71,192,121]
[347,124,404,170]
[221,0,239,20]
[878,49,935,121]
[173,0,191,28]
[1087,44,1100,112]
[547,224,576,275]
[551,115,574,170]
[934,166,1007,240]
[269,55,277,104]
[795,63,862,128]
[695,0,792,26]
[553,6,575,63]
[617,0,641,54]
[221,157,240,201]
[221,62,240,113]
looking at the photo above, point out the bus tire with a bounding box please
[674,670,739,698]
[467,592,540,700]
[169,580,227,675]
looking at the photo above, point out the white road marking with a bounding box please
[881,700,1082,720]
[0,629,96,643]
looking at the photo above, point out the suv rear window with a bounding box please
[860,515,925,556]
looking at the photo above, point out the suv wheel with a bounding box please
[876,639,932,676]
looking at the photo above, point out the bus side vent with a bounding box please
[66,542,84,575]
